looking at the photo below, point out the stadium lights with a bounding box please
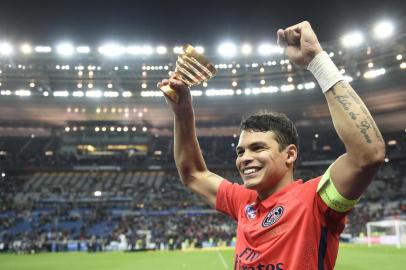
[0,90,12,96]
[86,90,102,98]
[251,88,261,95]
[35,46,52,53]
[173,46,183,54]
[122,91,132,97]
[195,46,205,54]
[103,91,119,98]
[400,62,406,69]
[218,42,237,58]
[156,46,167,55]
[374,21,394,39]
[190,90,203,96]
[15,89,31,96]
[56,43,74,56]
[140,90,164,97]
[241,44,252,55]
[53,90,69,97]
[20,44,32,54]
[0,42,13,55]
[280,84,295,92]
[72,91,84,97]
[205,89,235,96]
[261,86,279,93]
[77,46,90,54]
[363,68,386,79]
[126,45,142,55]
[258,43,283,56]
[341,32,364,47]
[141,46,153,55]
[98,43,125,57]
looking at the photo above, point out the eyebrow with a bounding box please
[236,142,268,152]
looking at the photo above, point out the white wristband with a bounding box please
[307,51,343,93]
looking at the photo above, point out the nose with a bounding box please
[239,152,254,166]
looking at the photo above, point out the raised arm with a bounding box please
[158,75,223,208]
[278,21,386,200]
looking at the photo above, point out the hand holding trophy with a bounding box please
[159,44,217,104]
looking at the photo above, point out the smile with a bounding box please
[242,167,262,175]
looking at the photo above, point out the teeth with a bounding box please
[243,168,259,175]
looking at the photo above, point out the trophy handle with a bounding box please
[159,83,180,104]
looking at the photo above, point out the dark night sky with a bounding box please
[0,0,405,46]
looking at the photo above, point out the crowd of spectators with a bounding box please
[1,132,405,253]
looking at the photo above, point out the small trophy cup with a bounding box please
[159,44,217,103]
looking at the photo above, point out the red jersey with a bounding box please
[216,176,347,270]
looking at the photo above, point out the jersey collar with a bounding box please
[256,179,303,209]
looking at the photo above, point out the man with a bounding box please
[158,21,385,269]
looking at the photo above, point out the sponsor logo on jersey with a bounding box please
[262,206,284,227]
[245,203,257,220]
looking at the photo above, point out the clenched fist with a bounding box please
[277,21,323,68]
[157,73,193,115]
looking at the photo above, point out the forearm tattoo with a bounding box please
[331,81,383,143]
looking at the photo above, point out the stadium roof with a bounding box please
[0,0,405,44]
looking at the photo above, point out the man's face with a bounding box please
[235,130,289,192]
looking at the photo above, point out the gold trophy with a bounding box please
[159,44,217,103]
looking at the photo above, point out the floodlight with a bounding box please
[98,43,125,57]
[15,90,31,96]
[21,44,32,54]
[195,46,204,54]
[35,46,52,53]
[72,91,84,97]
[56,43,74,56]
[374,21,394,39]
[86,90,102,98]
[241,44,252,55]
[0,42,13,55]
[122,91,132,97]
[141,46,153,55]
[341,32,364,47]
[104,91,119,98]
[156,46,167,54]
[53,90,69,97]
[363,68,386,79]
[127,45,142,55]
[218,42,237,58]
[77,46,90,53]
[173,46,183,54]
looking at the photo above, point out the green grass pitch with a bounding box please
[0,244,405,270]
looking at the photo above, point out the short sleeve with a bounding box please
[215,180,253,221]
[295,177,348,234]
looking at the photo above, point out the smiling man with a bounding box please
[158,21,385,269]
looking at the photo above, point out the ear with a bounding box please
[285,144,298,166]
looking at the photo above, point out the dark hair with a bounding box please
[240,111,299,152]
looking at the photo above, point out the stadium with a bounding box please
[0,1,405,269]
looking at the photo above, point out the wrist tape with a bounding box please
[307,51,344,93]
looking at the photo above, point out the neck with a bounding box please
[257,174,294,201]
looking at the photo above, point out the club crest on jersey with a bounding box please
[245,203,257,220]
[262,206,284,227]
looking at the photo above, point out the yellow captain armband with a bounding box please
[317,165,359,212]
